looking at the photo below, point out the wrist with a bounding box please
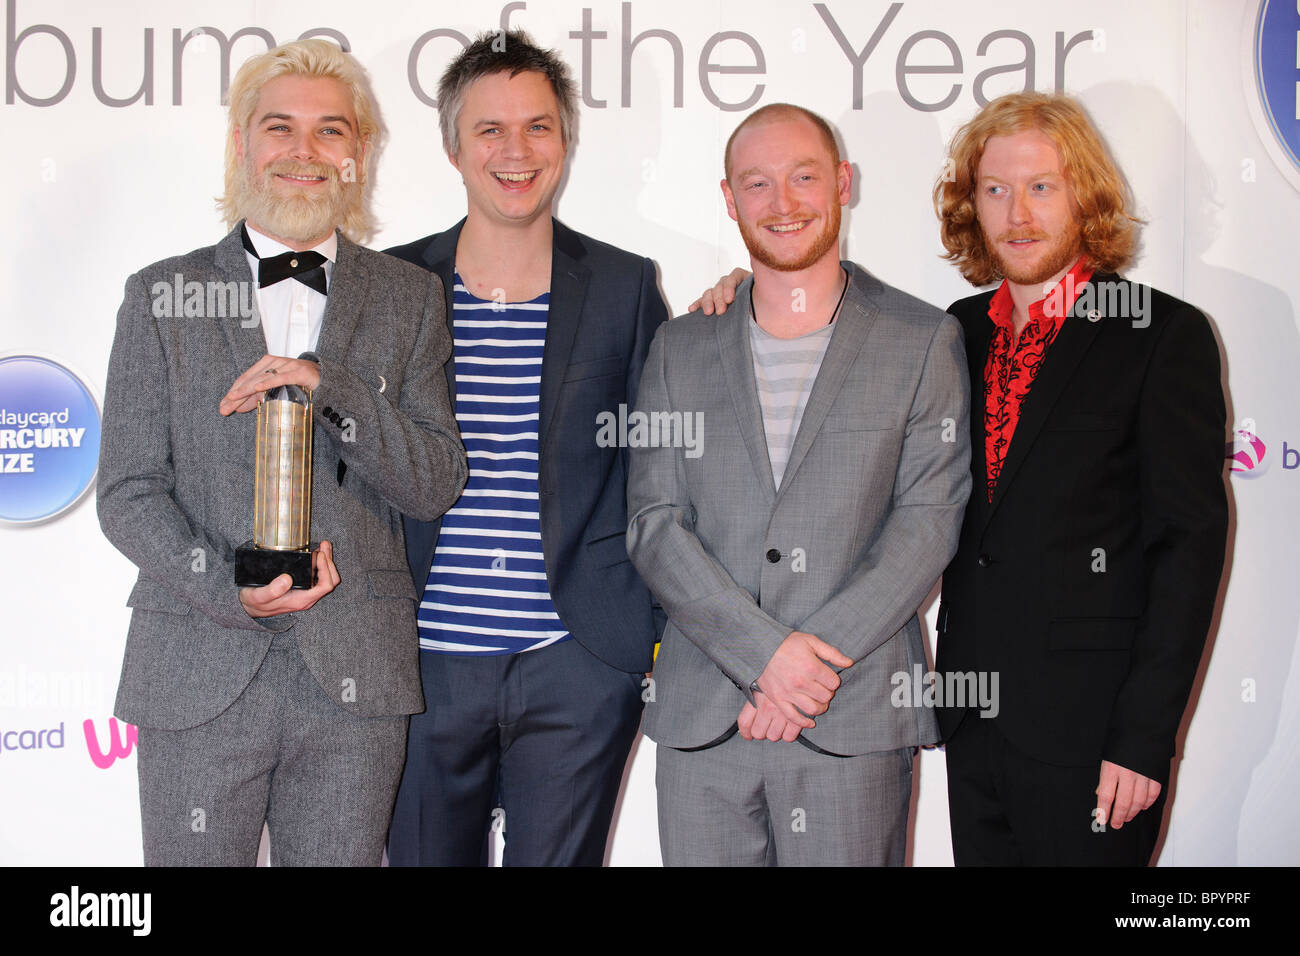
[298,353,321,391]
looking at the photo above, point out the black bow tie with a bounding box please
[241,225,328,295]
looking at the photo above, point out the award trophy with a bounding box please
[234,384,316,589]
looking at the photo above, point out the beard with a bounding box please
[987,218,1084,286]
[738,202,841,272]
[233,157,356,245]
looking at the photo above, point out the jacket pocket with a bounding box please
[1047,617,1137,651]
[126,577,194,616]
[821,413,894,433]
[1045,412,1123,432]
[586,529,631,568]
[563,355,624,382]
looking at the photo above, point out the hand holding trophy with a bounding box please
[227,374,340,618]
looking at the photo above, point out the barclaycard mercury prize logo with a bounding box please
[0,355,101,523]
[1249,0,1300,191]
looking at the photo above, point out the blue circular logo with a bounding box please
[1255,1,1300,183]
[0,355,101,524]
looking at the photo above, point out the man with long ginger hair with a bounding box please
[933,91,1228,865]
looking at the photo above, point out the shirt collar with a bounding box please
[987,256,1093,334]
[243,222,338,265]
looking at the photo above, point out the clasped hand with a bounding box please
[737,630,852,742]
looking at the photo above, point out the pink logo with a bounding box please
[1226,428,1267,478]
[83,717,137,769]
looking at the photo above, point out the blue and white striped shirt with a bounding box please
[417,276,570,655]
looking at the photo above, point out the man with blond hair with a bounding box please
[98,39,466,865]
[932,91,1228,865]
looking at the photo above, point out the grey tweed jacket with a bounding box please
[98,224,467,730]
[627,263,970,756]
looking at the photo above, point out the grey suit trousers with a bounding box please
[655,736,914,866]
[136,635,407,866]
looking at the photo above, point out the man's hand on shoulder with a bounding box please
[687,268,750,315]
[220,354,321,416]
[239,540,341,618]
[753,630,853,729]
[1095,759,1162,830]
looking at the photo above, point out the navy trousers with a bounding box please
[387,638,645,866]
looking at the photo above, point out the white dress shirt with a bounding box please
[243,223,336,357]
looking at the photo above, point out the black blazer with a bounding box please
[936,273,1228,784]
[386,218,669,673]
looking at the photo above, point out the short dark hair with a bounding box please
[437,29,578,156]
[724,103,841,181]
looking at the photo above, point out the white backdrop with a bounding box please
[1,0,1296,866]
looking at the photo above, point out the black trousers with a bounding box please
[945,711,1165,866]
[387,638,645,866]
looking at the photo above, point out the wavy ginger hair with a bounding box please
[217,39,384,244]
[934,92,1139,286]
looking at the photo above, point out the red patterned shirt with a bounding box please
[983,258,1093,501]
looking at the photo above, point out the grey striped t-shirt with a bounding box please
[749,317,835,488]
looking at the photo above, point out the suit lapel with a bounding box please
[420,222,462,407]
[215,225,268,374]
[402,222,464,587]
[538,221,589,449]
[962,307,993,526]
[983,274,1111,528]
[718,278,777,501]
[314,232,366,365]
[775,264,876,498]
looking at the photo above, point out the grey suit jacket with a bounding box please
[627,263,970,756]
[98,224,467,730]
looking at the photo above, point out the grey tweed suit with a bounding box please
[97,223,467,864]
[627,264,970,863]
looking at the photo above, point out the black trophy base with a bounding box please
[235,542,316,590]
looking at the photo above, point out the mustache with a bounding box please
[757,213,816,227]
[263,160,339,183]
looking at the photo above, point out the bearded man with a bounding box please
[932,91,1228,866]
[96,39,466,866]
[626,103,969,865]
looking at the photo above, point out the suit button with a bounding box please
[977,553,992,568]
[766,548,781,563]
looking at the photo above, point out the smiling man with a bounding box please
[626,104,969,865]
[97,40,467,865]
[384,30,667,867]
[933,91,1228,865]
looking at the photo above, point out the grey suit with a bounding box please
[627,263,970,864]
[98,224,467,864]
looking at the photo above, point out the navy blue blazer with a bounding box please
[386,218,668,673]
